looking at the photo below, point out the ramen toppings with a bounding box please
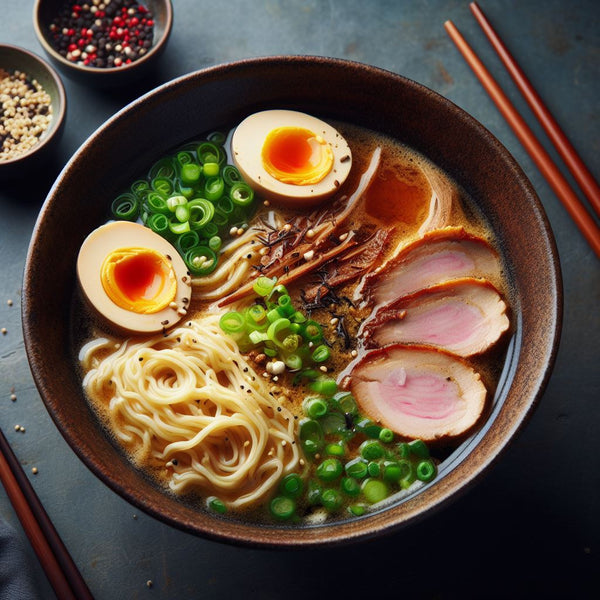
[78,114,511,524]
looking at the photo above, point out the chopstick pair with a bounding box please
[0,426,94,600]
[445,2,600,258]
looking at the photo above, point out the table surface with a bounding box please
[1,1,599,598]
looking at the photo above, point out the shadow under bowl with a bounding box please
[0,44,66,180]
[22,56,562,548]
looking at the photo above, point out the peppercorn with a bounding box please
[47,0,155,69]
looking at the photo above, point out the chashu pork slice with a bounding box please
[358,227,503,308]
[363,278,509,357]
[350,344,487,441]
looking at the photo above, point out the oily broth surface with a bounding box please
[71,121,511,519]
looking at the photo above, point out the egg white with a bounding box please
[77,221,192,334]
[231,109,352,207]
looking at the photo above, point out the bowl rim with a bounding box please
[0,42,67,167]
[22,55,563,547]
[32,0,173,78]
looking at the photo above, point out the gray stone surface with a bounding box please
[1,1,598,598]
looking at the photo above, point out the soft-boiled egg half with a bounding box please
[77,221,192,334]
[231,110,352,207]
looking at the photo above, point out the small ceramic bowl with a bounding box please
[0,44,66,180]
[33,0,173,87]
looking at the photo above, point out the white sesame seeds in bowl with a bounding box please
[0,44,66,180]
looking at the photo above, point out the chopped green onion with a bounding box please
[317,458,343,483]
[341,477,361,497]
[284,354,303,370]
[399,459,417,489]
[331,392,359,416]
[311,344,330,363]
[168,217,190,235]
[245,304,267,327]
[206,496,227,514]
[230,182,254,207]
[360,440,385,461]
[325,442,345,457]
[379,428,394,443]
[208,235,222,252]
[222,164,242,186]
[303,397,328,419]
[367,461,381,477]
[219,311,245,335]
[267,318,291,348]
[319,412,347,435]
[408,439,430,458]
[361,478,389,504]
[321,489,343,511]
[216,195,234,215]
[269,496,296,521]
[185,246,217,275]
[301,320,322,342]
[279,473,304,499]
[277,294,295,317]
[253,276,277,297]
[148,156,176,179]
[355,418,382,439]
[147,213,170,237]
[203,162,219,177]
[111,193,139,221]
[416,459,436,482]
[197,141,220,164]
[345,458,368,479]
[175,203,190,223]
[309,378,338,396]
[249,330,269,344]
[180,162,202,185]
[166,195,187,212]
[204,176,225,201]
[145,192,170,214]
[348,504,367,517]
[152,176,174,198]
[188,198,215,230]
[176,230,200,254]
[299,419,324,456]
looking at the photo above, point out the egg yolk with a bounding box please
[261,126,334,185]
[100,247,177,314]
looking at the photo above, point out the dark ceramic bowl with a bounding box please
[22,56,562,548]
[33,0,172,87]
[0,44,66,180]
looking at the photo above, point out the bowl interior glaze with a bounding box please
[22,56,562,547]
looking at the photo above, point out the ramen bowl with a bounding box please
[22,56,562,547]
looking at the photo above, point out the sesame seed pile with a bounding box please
[0,69,53,161]
[48,0,155,69]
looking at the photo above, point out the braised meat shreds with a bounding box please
[349,344,487,441]
[302,228,393,302]
[361,278,509,357]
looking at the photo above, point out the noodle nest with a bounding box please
[80,314,300,509]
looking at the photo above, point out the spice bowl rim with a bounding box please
[32,0,173,85]
[0,42,67,176]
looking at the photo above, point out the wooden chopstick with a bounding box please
[0,427,94,600]
[469,2,600,218]
[444,19,600,258]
